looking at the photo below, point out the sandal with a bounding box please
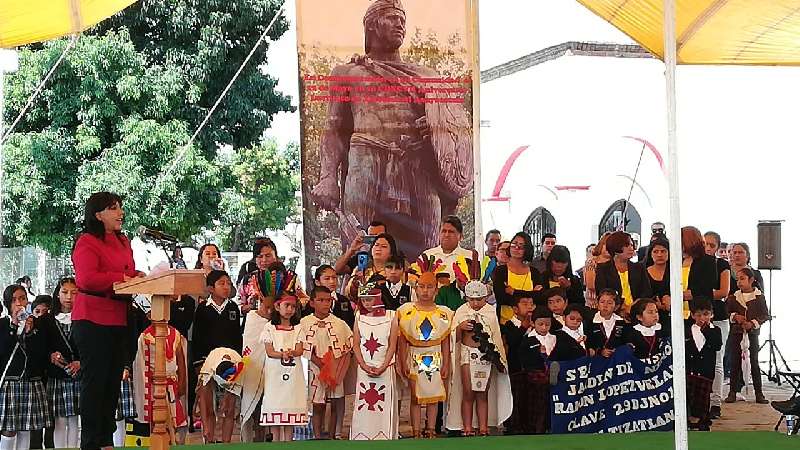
[462,429,475,437]
[423,428,437,439]
[478,429,490,437]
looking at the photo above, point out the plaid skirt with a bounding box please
[116,378,137,421]
[0,379,53,431]
[48,377,81,418]
[687,373,713,421]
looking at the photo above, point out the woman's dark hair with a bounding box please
[252,238,278,260]
[646,235,670,267]
[2,284,26,312]
[370,233,398,259]
[314,264,335,281]
[605,231,632,256]
[544,245,574,279]
[511,231,535,262]
[51,276,77,315]
[195,243,222,269]
[270,298,301,326]
[81,192,124,239]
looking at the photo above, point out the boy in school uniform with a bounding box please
[380,255,411,310]
[725,268,770,404]
[544,288,567,332]
[298,286,353,440]
[685,297,722,431]
[550,304,592,361]
[501,294,553,435]
[587,289,627,357]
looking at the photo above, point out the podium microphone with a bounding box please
[137,226,178,243]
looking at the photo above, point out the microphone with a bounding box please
[137,226,178,243]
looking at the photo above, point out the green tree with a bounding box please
[2,0,295,254]
[216,139,300,252]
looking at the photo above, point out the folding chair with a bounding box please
[772,371,800,435]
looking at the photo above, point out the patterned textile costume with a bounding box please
[397,302,453,404]
[298,314,353,404]
[259,323,308,427]
[133,324,188,429]
[446,301,512,431]
[239,310,270,437]
[350,310,398,440]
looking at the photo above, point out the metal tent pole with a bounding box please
[662,1,689,449]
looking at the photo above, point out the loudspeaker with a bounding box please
[757,221,782,270]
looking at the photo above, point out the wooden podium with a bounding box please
[115,269,206,450]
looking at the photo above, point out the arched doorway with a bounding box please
[598,200,641,239]
[523,207,556,256]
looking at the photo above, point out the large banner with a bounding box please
[551,344,675,433]
[296,0,479,275]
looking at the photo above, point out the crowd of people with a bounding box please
[0,192,779,450]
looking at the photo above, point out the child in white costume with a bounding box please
[350,284,399,440]
[260,294,307,442]
[447,281,512,436]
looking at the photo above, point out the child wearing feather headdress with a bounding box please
[396,268,453,438]
[238,263,298,442]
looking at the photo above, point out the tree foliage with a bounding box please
[1,0,296,255]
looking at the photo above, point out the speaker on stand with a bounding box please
[756,220,790,384]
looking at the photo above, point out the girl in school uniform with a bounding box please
[623,298,670,359]
[0,284,52,450]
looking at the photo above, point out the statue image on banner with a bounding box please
[299,0,477,266]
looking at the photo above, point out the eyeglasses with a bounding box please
[510,243,526,249]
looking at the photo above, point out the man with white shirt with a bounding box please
[419,215,473,280]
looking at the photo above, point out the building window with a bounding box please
[598,200,641,239]
[523,207,556,257]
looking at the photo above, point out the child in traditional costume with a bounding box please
[115,299,148,447]
[240,265,296,442]
[299,286,353,440]
[501,300,553,435]
[550,304,592,361]
[623,298,670,359]
[45,277,81,449]
[260,293,306,442]
[685,297,722,430]
[0,285,51,450]
[587,289,627,358]
[133,302,189,444]
[349,283,399,440]
[196,347,244,443]
[397,267,453,439]
[447,281,512,436]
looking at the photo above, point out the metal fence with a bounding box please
[0,247,73,297]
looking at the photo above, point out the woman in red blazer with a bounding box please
[71,192,143,450]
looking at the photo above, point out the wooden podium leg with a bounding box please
[150,295,171,450]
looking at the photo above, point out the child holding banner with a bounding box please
[624,298,670,359]
[447,281,512,436]
[685,297,722,431]
[587,289,626,357]
[501,296,553,435]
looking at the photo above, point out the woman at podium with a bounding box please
[71,192,143,450]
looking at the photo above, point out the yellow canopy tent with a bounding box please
[575,1,800,449]
[0,0,136,48]
[577,0,800,65]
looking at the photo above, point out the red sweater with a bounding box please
[72,232,138,326]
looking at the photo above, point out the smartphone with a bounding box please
[357,252,369,272]
[363,235,377,246]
